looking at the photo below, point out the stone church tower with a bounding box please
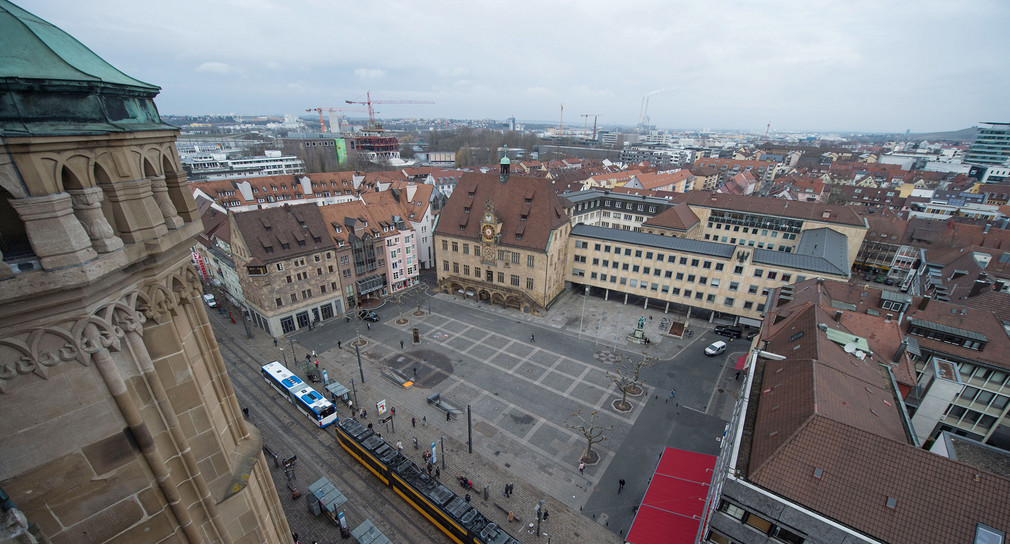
[0,2,290,542]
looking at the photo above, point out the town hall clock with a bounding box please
[480,201,500,265]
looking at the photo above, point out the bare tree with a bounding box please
[565,409,613,464]
[387,290,410,323]
[413,287,430,316]
[606,354,656,411]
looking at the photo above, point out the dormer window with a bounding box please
[464,207,470,214]
[521,214,528,221]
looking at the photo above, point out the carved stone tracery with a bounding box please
[0,262,203,393]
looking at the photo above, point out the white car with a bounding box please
[705,341,727,356]
[202,294,217,308]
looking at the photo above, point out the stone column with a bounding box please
[0,250,13,280]
[9,192,96,270]
[163,169,200,222]
[67,187,124,253]
[149,175,184,230]
[99,178,168,244]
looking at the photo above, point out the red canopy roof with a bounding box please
[625,448,717,544]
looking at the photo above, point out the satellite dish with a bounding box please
[854,350,867,360]
[843,343,857,354]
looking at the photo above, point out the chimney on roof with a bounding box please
[833,310,843,322]
[968,279,990,298]
[892,339,907,364]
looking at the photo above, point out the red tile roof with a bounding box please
[673,191,867,227]
[434,172,570,252]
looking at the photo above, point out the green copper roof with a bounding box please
[0,0,158,91]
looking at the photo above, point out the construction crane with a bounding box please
[344,91,434,126]
[581,114,601,140]
[305,107,366,133]
[764,122,771,141]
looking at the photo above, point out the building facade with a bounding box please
[964,121,1010,167]
[434,165,571,315]
[230,203,347,336]
[0,3,290,542]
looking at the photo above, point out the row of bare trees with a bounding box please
[565,354,655,464]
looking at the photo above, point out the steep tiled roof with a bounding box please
[750,417,1010,544]
[635,170,692,191]
[642,204,699,231]
[231,203,332,263]
[744,280,1010,543]
[435,172,570,252]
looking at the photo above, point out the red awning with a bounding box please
[626,448,717,544]
[735,355,747,370]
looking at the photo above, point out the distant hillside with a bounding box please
[894,127,978,142]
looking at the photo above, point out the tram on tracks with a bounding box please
[261,361,338,428]
[334,417,520,544]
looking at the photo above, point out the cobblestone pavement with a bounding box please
[210,300,625,544]
[210,280,738,542]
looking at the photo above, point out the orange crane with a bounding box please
[305,107,367,133]
[344,91,434,126]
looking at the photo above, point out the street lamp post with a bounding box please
[535,499,545,536]
[350,378,358,413]
[355,340,365,384]
[579,285,588,340]
[289,338,296,364]
[440,436,445,470]
[280,347,286,365]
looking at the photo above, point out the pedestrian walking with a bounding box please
[400,340,405,349]
[465,493,471,503]
[274,338,278,347]
[338,340,342,349]
[292,532,298,543]
[542,509,548,522]
[578,462,585,474]
[422,416,427,427]
[435,467,440,479]
[412,366,417,377]
[530,333,535,342]
[504,484,509,497]
[391,407,396,417]
[367,322,371,331]
[669,389,676,400]
[735,371,741,380]
[411,417,416,428]
[619,478,625,493]
[396,440,403,453]
[446,411,451,422]
[314,359,318,369]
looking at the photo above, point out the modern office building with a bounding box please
[0,2,290,542]
[964,122,1010,167]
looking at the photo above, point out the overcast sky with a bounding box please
[25,0,1010,133]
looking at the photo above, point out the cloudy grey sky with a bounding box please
[25,0,1010,133]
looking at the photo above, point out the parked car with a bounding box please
[705,341,727,356]
[874,275,885,283]
[863,272,874,281]
[357,310,380,322]
[202,294,217,308]
[884,278,895,286]
[714,325,743,339]
[745,330,758,340]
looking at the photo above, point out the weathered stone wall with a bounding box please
[0,129,291,543]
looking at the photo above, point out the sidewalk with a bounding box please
[214,306,623,544]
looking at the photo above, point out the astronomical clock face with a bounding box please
[482,224,495,241]
[482,244,495,263]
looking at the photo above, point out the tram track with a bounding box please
[213,328,450,544]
